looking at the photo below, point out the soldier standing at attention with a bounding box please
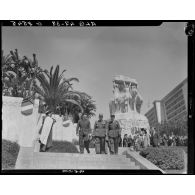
[93,113,107,154]
[107,114,121,155]
[76,114,92,154]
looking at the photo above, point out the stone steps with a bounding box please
[32,152,140,170]
[33,158,136,167]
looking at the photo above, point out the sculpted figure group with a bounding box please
[109,76,143,115]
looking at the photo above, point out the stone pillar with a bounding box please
[153,100,162,124]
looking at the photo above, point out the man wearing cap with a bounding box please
[38,110,56,152]
[107,114,121,155]
[76,114,92,154]
[93,113,107,154]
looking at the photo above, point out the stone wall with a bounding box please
[43,114,78,142]
[2,96,40,147]
[2,96,78,147]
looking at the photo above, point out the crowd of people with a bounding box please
[120,128,188,151]
[160,132,188,147]
[120,129,151,151]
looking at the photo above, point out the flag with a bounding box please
[21,96,34,115]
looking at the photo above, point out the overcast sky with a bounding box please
[2,22,187,124]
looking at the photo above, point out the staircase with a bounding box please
[15,146,140,169]
[32,152,140,169]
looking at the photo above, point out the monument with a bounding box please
[109,75,150,137]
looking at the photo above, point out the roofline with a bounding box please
[161,78,187,101]
[144,77,187,115]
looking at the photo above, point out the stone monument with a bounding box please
[109,75,150,137]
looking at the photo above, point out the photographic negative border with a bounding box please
[0,20,194,175]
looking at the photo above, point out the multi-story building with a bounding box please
[145,78,187,127]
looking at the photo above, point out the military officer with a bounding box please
[107,114,121,155]
[76,114,92,154]
[93,113,107,154]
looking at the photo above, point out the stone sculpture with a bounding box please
[109,75,149,137]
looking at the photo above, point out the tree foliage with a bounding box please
[155,117,187,136]
[2,49,46,98]
[64,92,96,121]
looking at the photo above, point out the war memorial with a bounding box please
[109,75,149,138]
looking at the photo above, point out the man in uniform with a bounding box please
[93,113,107,154]
[107,114,121,155]
[76,114,92,154]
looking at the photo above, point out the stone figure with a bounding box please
[110,75,143,114]
[124,81,132,113]
[128,81,143,113]
[112,82,121,113]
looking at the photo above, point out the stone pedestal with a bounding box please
[115,112,150,137]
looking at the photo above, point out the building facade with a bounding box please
[145,78,187,127]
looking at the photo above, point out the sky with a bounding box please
[2,22,187,125]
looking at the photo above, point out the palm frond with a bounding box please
[64,77,79,83]
[36,73,50,97]
[34,84,46,98]
[64,99,83,113]
[52,65,60,90]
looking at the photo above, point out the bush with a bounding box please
[2,139,20,169]
[140,147,184,170]
[47,141,79,153]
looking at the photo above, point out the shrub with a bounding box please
[140,147,184,170]
[47,141,79,153]
[2,139,20,169]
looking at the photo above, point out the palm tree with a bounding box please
[34,65,83,114]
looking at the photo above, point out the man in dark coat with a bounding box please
[151,128,160,147]
[107,114,121,155]
[123,134,128,147]
[93,113,107,154]
[76,114,92,154]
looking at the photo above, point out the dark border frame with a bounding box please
[0,20,194,175]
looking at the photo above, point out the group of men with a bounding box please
[37,110,121,155]
[76,113,121,155]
